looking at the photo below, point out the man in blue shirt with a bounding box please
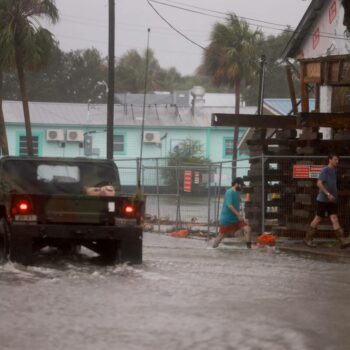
[213,177,252,249]
[304,154,350,249]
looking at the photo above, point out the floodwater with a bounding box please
[0,233,350,350]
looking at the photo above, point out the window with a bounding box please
[224,138,233,156]
[19,135,39,156]
[113,134,125,153]
[37,165,80,183]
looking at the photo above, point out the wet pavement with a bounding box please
[0,233,350,350]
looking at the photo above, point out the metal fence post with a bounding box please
[216,162,223,234]
[175,159,181,229]
[207,164,212,240]
[261,153,265,234]
[156,158,160,232]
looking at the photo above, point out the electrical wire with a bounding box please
[149,0,350,41]
[146,0,207,50]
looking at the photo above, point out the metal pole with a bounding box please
[257,54,266,116]
[156,158,160,233]
[216,163,223,235]
[138,28,151,187]
[261,153,265,233]
[106,0,115,160]
[207,164,212,240]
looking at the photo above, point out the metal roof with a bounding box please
[264,98,316,115]
[282,0,330,59]
[2,100,257,128]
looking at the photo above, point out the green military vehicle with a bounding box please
[0,156,143,265]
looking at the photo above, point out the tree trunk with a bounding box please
[0,70,9,155]
[15,48,34,156]
[232,79,241,180]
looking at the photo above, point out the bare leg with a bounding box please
[310,215,322,228]
[213,232,225,248]
[243,225,252,248]
[329,214,341,230]
[304,215,322,247]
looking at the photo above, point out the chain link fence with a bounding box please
[115,155,350,239]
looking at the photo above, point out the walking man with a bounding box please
[213,177,252,249]
[304,153,350,249]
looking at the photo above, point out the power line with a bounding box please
[146,0,207,50]
[149,0,350,41]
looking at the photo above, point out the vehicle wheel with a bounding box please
[120,236,142,265]
[9,235,33,265]
[96,240,119,264]
[0,219,9,263]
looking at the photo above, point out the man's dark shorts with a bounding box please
[316,201,338,218]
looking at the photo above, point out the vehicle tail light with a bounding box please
[11,198,37,222]
[123,204,135,216]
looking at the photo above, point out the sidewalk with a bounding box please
[278,240,350,260]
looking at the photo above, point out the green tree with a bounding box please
[162,138,210,191]
[0,0,58,155]
[201,14,262,179]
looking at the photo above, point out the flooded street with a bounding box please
[0,233,350,350]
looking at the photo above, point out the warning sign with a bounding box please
[293,165,324,179]
[183,170,192,192]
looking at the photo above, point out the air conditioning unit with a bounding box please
[144,131,161,144]
[66,129,84,142]
[46,129,65,142]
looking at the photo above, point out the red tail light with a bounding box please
[123,204,135,216]
[19,202,30,212]
[11,199,33,216]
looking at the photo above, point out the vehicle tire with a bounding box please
[96,240,119,264]
[9,235,33,265]
[0,219,9,263]
[120,235,142,265]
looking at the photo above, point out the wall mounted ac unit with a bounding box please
[46,129,65,142]
[66,129,84,142]
[144,131,161,144]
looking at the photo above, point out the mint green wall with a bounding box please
[4,124,248,186]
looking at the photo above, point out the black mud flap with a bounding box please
[0,219,9,263]
[120,233,142,265]
[93,240,120,265]
[9,235,33,265]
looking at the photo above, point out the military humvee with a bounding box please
[0,156,143,265]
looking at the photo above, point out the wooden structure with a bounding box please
[212,55,350,238]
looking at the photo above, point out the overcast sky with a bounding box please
[48,0,311,75]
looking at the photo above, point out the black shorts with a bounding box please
[316,201,338,218]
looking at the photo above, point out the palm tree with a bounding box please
[202,14,262,179]
[0,0,59,156]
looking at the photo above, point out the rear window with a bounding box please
[0,159,120,195]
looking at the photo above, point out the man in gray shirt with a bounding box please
[304,154,350,249]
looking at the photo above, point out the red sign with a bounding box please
[329,1,337,24]
[313,27,320,49]
[184,170,192,192]
[293,165,324,179]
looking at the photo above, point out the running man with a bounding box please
[213,177,252,249]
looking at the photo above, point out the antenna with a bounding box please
[137,28,151,190]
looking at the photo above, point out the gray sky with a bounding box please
[49,0,311,75]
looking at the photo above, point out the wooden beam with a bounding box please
[211,114,297,129]
[286,66,298,115]
[298,112,350,128]
[212,112,350,130]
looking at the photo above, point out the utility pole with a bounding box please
[106,0,115,160]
